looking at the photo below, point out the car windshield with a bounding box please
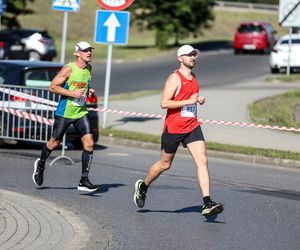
[238,24,263,33]
[280,39,300,45]
[0,64,19,85]
[24,68,60,87]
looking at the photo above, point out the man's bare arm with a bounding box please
[160,73,198,109]
[49,66,84,98]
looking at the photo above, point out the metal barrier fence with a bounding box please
[0,84,73,165]
[216,1,278,11]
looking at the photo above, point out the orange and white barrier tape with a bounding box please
[96,108,300,132]
[1,88,300,132]
[0,87,58,106]
[0,106,53,125]
[199,119,300,132]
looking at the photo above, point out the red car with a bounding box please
[233,21,277,54]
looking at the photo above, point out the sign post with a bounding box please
[52,0,81,64]
[95,0,133,128]
[0,0,7,31]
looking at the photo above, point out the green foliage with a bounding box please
[1,0,34,28]
[129,0,215,49]
[249,90,300,128]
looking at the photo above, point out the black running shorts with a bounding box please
[52,114,92,140]
[161,126,205,154]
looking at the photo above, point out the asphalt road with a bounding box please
[91,51,270,95]
[0,144,299,249]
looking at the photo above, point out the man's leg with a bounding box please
[187,141,223,216]
[77,133,98,192]
[186,140,210,197]
[144,150,175,186]
[32,137,61,186]
[81,133,94,178]
[134,150,175,208]
[33,116,70,187]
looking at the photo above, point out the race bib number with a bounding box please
[181,104,197,117]
[72,90,87,107]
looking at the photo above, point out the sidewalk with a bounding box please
[104,76,300,153]
[0,189,91,249]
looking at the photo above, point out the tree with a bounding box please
[129,0,215,49]
[1,0,34,29]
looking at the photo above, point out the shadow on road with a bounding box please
[108,117,159,129]
[79,183,126,197]
[137,205,225,223]
[138,205,202,214]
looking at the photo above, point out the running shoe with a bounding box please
[134,179,147,208]
[202,200,224,217]
[32,158,44,186]
[77,177,99,192]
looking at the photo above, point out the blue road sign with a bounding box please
[94,10,130,45]
[0,0,7,15]
[52,0,80,12]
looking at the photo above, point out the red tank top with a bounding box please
[163,70,200,134]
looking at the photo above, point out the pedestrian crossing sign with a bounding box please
[52,0,80,12]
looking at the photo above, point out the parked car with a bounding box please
[269,34,300,73]
[0,60,99,148]
[0,29,57,61]
[233,21,277,54]
[0,32,26,59]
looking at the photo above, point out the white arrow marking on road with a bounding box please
[104,13,121,42]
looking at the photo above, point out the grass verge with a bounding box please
[249,90,300,128]
[265,74,300,83]
[100,128,300,161]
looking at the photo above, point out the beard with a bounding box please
[183,60,195,70]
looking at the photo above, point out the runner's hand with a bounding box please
[189,93,199,104]
[88,88,95,97]
[73,89,85,98]
[198,95,205,105]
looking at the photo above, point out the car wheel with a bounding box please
[234,49,242,54]
[270,67,279,74]
[28,50,41,61]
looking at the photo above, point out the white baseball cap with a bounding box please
[177,45,200,57]
[75,41,94,52]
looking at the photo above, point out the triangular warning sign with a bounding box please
[53,0,79,8]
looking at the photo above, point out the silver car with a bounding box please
[0,29,57,61]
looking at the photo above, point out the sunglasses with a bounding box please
[184,52,198,57]
[80,48,93,53]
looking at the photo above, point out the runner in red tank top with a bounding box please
[163,69,200,134]
[134,45,224,217]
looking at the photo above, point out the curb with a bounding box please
[0,189,89,249]
[100,136,300,169]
